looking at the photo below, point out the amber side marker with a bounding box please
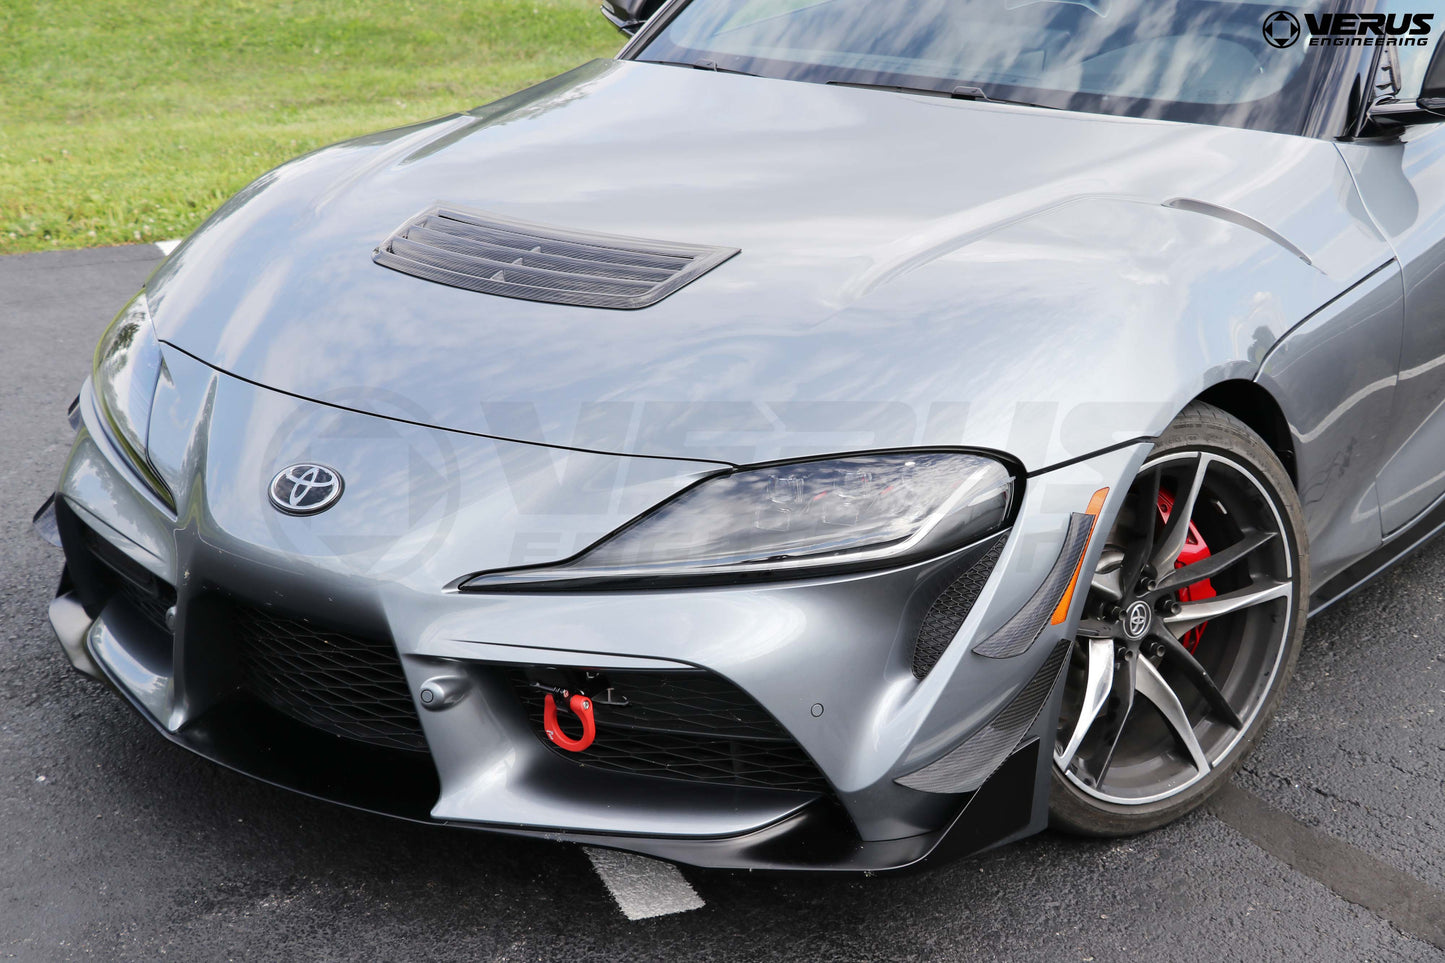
[1050,487,1110,626]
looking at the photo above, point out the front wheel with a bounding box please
[1049,402,1308,836]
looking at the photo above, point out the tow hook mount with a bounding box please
[534,683,596,752]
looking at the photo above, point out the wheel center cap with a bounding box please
[1122,600,1152,641]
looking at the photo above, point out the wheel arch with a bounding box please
[1191,381,1297,489]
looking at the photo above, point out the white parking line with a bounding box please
[584,847,705,921]
[154,239,182,256]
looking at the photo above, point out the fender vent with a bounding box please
[374,206,739,310]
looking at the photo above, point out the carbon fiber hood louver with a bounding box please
[373,206,739,310]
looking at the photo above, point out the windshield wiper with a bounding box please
[826,80,1056,111]
[646,59,758,77]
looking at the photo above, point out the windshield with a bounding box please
[633,0,1344,133]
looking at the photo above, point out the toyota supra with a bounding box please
[33,0,1445,869]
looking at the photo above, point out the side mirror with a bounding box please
[1423,33,1445,100]
[1368,43,1445,131]
[601,0,667,36]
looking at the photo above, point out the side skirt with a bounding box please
[1310,488,1445,615]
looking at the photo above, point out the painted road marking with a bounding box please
[1211,783,1445,951]
[584,847,705,921]
[154,239,182,256]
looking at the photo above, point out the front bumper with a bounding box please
[42,345,1147,870]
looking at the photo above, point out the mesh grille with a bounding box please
[509,670,829,793]
[231,605,427,753]
[116,578,175,635]
[373,206,739,309]
[912,535,1006,678]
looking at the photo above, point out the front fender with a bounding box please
[826,188,1390,472]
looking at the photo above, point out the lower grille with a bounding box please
[231,604,427,753]
[509,670,829,793]
[80,525,175,634]
[116,577,175,635]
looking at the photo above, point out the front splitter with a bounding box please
[75,613,1038,872]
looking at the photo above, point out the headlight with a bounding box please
[92,292,173,507]
[463,451,1015,590]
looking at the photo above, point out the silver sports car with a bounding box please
[33,0,1445,869]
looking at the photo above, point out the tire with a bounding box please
[1048,401,1309,836]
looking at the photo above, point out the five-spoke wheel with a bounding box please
[1050,403,1308,835]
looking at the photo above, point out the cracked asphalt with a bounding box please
[2,245,1443,961]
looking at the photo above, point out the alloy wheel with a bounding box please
[1053,448,1297,806]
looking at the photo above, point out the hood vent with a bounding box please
[374,206,739,310]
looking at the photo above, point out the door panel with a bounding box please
[1341,125,1445,533]
[1256,263,1402,586]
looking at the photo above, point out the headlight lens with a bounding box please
[464,451,1014,589]
[92,292,172,507]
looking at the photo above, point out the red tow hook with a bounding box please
[541,688,596,752]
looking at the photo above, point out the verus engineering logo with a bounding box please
[1263,11,1301,48]
[1266,10,1436,48]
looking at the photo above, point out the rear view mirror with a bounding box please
[601,0,667,36]
[1422,35,1445,107]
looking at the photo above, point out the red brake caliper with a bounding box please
[1158,490,1214,652]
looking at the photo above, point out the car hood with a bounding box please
[146,59,1387,470]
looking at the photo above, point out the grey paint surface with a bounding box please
[1253,263,1402,581]
[1341,126,1445,534]
[5,246,1444,960]
[145,60,1390,477]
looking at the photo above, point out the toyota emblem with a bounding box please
[269,463,345,516]
[1123,600,1152,641]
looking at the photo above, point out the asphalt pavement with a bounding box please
[1,245,1443,962]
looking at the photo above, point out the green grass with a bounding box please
[0,0,621,253]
